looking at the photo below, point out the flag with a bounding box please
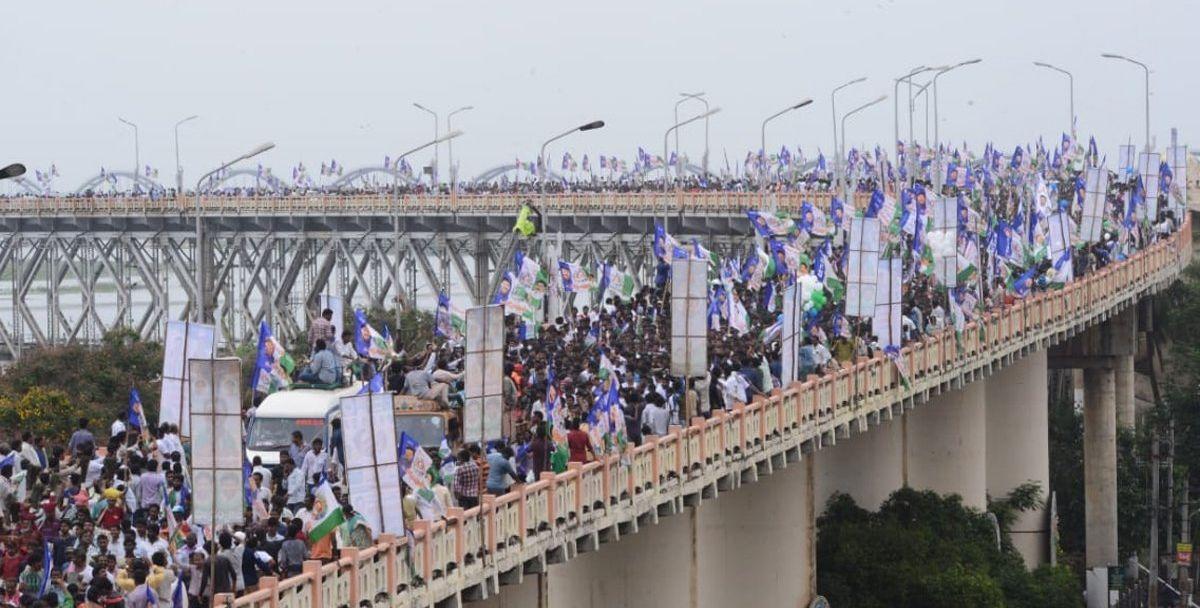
[598,263,636,302]
[128,388,146,432]
[545,363,567,445]
[251,322,294,394]
[353,309,393,360]
[865,190,885,219]
[557,260,593,293]
[1008,267,1036,298]
[37,541,52,598]
[746,210,796,237]
[728,291,749,335]
[171,573,186,608]
[653,224,688,263]
[307,481,346,542]
[356,373,384,395]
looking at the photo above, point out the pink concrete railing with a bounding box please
[0,191,855,217]
[216,219,1191,608]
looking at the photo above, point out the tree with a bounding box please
[816,487,1081,608]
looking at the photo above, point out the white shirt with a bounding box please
[111,419,126,438]
[286,468,307,504]
[721,373,750,408]
[253,465,273,490]
[300,450,328,485]
[640,403,670,436]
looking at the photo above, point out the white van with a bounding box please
[245,385,363,466]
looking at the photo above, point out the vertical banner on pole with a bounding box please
[670,258,708,378]
[845,217,880,318]
[1167,145,1188,215]
[1118,145,1136,182]
[340,393,404,536]
[464,305,504,443]
[780,285,803,386]
[1081,168,1109,243]
[319,294,345,345]
[930,196,959,288]
[1139,151,1162,214]
[189,357,243,527]
[871,258,902,350]
[160,321,216,436]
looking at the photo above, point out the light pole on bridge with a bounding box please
[118,117,140,194]
[665,109,720,193]
[0,164,26,181]
[1101,53,1152,152]
[830,77,866,190]
[413,103,441,188]
[760,99,812,191]
[390,131,464,326]
[538,120,606,189]
[1033,61,1075,138]
[674,92,709,179]
[932,58,982,192]
[838,94,888,201]
[174,115,199,195]
[193,142,276,325]
[446,106,474,190]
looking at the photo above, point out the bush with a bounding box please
[0,329,163,444]
[816,487,1082,608]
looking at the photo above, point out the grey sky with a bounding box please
[4,0,1196,190]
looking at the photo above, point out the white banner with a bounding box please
[670,258,708,377]
[189,358,243,528]
[340,393,404,536]
[871,258,902,350]
[845,217,880,318]
[1081,168,1108,243]
[464,305,505,443]
[160,321,216,437]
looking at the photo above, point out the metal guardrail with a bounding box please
[215,218,1192,608]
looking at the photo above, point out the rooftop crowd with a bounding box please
[0,135,1186,608]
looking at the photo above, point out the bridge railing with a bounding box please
[217,219,1190,608]
[0,191,852,217]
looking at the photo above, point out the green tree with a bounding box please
[816,487,1081,608]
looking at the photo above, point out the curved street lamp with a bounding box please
[1033,62,1074,137]
[194,142,276,323]
[118,117,140,193]
[0,164,26,181]
[674,92,709,177]
[538,120,606,187]
[760,99,813,188]
[446,106,474,188]
[665,109,721,192]
[932,59,982,190]
[174,115,199,194]
[831,77,866,189]
[1101,53,1151,151]
[839,95,888,198]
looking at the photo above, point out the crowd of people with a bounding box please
[0,134,1186,608]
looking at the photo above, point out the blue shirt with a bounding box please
[485,452,516,495]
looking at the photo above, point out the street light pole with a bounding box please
[932,59,982,192]
[1033,62,1075,137]
[538,120,606,189]
[174,115,199,195]
[446,106,474,190]
[665,108,721,193]
[674,92,708,178]
[831,77,867,192]
[390,130,464,326]
[193,142,275,324]
[413,103,440,187]
[1101,53,1152,151]
[908,80,933,179]
[760,99,813,189]
[840,95,888,201]
[118,117,140,193]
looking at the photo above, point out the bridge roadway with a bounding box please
[208,220,1189,607]
[0,192,837,236]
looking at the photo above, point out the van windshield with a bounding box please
[248,417,324,451]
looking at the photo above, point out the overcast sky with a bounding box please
[4,0,1197,190]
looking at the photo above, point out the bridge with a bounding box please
[0,192,839,357]
[174,216,1187,608]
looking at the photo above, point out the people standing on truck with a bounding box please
[308,308,336,354]
[337,330,358,378]
[287,431,308,467]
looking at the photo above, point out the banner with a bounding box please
[159,321,216,436]
[340,393,404,536]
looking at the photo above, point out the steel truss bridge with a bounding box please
[0,192,844,359]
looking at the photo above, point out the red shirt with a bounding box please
[1,549,27,580]
[567,430,591,463]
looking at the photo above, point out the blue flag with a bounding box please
[398,432,420,479]
[128,388,145,432]
[865,190,885,219]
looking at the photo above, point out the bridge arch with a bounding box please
[328,166,418,191]
[198,168,288,193]
[471,164,564,185]
[74,171,166,195]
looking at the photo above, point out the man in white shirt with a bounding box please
[111,413,127,441]
[251,456,273,491]
[283,460,307,511]
[640,398,670,436]
[300,438,329,491]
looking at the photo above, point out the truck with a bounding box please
[245,385,456,467]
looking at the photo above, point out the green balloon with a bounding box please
[811,289,826,312]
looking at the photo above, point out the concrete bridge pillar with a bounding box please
[904,380,988,510]
[985,350,1050,568]
[813,415,905,511]
[1111,308,1138,429]
[1083,365,1118,571]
